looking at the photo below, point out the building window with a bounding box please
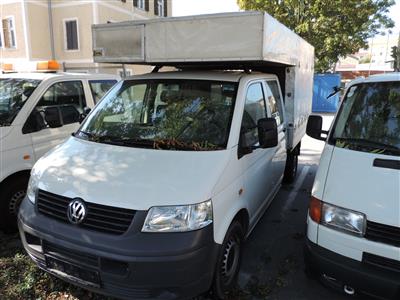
[133,0,149,11]
[138,0,145,9]
[64,18,79,51]
[0,24,3,48]
[2,17,17,48]
[154,0,167,17]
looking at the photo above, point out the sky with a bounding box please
[172,0,400,35]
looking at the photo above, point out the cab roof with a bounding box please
[349,72,400,86]
[126,70,278,82]
[0,72,119,81]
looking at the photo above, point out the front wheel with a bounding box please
[212,221,244,299]
[0,177,28,231]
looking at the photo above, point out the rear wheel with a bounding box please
[0,177,28,232]
[212,221,244,299]
[283,151,298,184]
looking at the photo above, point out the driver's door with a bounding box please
[240,82,276,224]
[25,80,87,160]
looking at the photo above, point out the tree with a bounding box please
[237,0,395,72]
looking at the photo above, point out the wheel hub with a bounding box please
[221,237,240,282]
[9,190,26,216]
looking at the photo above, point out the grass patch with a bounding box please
[0,232,111,300]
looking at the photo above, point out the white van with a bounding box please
[0,71,118,230]
[305,73,400,299]
[18,13,314,299]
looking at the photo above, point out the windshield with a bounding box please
[0,78,42,126]
[77,79,238,151]
[330,81,400,156]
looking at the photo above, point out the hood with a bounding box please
[323,146,400,227]
[34,137,232,211]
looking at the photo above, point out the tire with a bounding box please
[283,151,298,184]
[212,221,244,299]
[0,177,29,232]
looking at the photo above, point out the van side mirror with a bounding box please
[306,115,328,141]
[258,118,278,148]
[44,107,62,128]
[79,107,91,124]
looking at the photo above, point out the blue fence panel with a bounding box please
[312,73,341,113]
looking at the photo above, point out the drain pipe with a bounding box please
[48,0,55,60]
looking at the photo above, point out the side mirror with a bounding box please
[79,107,92,124]
[306,115,327,141]
[44,107,62,128]
[258,118,278,148]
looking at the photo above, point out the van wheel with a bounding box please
[283,151,298,184]
[212,221,244,299]
[0,177,28,231]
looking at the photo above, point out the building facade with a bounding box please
[336,33,399,80]
[0,0,172,74]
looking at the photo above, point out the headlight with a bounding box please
[142,200,212,233]
[26,174,38,204]
[321,202,366,236]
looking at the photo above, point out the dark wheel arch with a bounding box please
[0,170,31,231]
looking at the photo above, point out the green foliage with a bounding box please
[237,0,395,72]
[359,55,372,64]
[391,46,400,71]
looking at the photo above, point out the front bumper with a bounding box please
[18,198,219,300]
[305,238,400,299]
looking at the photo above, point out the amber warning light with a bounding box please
[36,60,60,71]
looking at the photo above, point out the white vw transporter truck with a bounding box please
[19,13,314,299]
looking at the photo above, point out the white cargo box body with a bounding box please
[92,12,314,150]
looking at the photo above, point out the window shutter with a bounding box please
[66,20,78,50]
[163,0,168,17]
[145,0,149,11]
[2,19,10,48]
[154,0,159,16]
[133,0,138,7]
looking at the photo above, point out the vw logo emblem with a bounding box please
[67,199,87,224]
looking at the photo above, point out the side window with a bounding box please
[37,81,86,126]
[266,80,284,126]
[89,80,117,103]
[241,83,267,147]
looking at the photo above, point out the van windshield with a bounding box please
[331,81,400,156]
[77,79,238,151]
[0,78,42,126]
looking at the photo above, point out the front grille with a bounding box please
[365,220,400,248]
[37,189,135,235]
[363,252,400,273]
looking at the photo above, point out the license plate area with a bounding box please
[46,255,101,288]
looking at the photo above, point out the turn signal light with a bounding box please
[3,63,14,71]
[36,60,60,71]
[309,196,322,223]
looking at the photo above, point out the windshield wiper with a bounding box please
[103,137,156,148]
[335,137,400,154]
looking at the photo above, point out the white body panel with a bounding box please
[0,73,119,184]
[308,73,400,264]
